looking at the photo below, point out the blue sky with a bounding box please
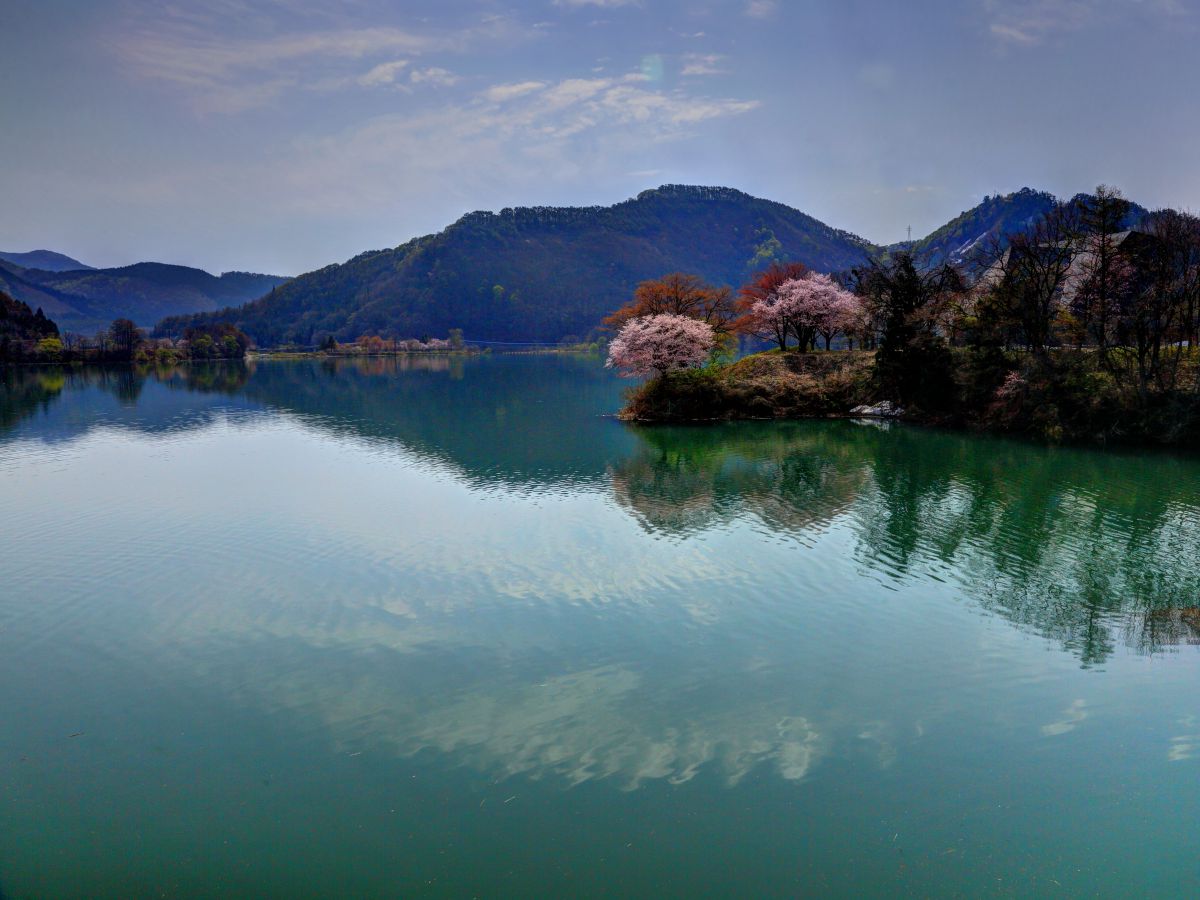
[1,0,1197,275]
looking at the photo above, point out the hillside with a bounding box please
[0,249,93,272]
[156,185,877,345]
[0,260,289,334]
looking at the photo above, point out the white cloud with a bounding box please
[744,0,779,19]
[358,59,409,87]
[553,0,640,6]
[989,22,1041,43]
[985,0,1190,46]
[122,26,449,83]
[482,81,549,102]
[113,14,515,112]
[681,54,727,77]
[409,67,460,87]
[270,71,760,218]
[1040,699,1088,736]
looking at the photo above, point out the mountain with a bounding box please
[0,259,289,334]
[889,188,1059,267]
[0,263,82,323]
[156,185,877,346]
[0,249,93,272]
[889,187,1150,268]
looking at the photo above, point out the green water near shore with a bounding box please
[2,356,1199,896]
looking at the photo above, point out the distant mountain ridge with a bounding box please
[889,188,1059,267]
[0,249,93,272]
[158,184,879,345]
[0,257,289,334]
[888,187,1149,268]
[9,184,1157,346]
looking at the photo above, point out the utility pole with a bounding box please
[907,225,912,245]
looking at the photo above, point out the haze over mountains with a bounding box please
[0,249,93,272]
[11,184,1151,345]
[0,257,289,335]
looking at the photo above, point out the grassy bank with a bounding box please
[622,347,1200,448]
[620,350,875,422]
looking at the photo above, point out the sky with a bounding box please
[1,0,1198,276]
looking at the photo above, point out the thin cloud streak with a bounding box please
[112,13,518,112]
[985,0,1191,46]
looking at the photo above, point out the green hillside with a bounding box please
[156,185,877,345]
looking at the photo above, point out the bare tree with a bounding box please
[1073,185,1134,361]
[983,201,1082,354]
[1126,210,1200,394]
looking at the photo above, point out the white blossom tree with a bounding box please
[606,313,716,378]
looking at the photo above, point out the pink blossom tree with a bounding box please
[745,289,797,351]
[817,291,866,350]
[736,262,811,351]
[775,273,863,350]
[606,313,716,378]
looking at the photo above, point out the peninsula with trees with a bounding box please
[605,187,1200,447]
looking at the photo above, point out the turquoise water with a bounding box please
[2,356,1199,897]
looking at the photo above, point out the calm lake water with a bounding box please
[2,355,1200,897]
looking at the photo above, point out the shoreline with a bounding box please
[619,348,1200,451]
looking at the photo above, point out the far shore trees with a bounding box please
[108,318,142,359]
[182,322,250,360]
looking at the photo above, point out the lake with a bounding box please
[2,355,1199,897]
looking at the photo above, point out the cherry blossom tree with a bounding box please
[606,313,716,377]
[817,291,866,350]
[775,273,863,350]
[736,262,811,350]
[743,291,796,351]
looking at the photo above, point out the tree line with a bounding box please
[0,300,252,365]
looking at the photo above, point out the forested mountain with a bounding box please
[157,185,877,345]
[889,187,1149,268]
[3,184,1149,347]
[0,259,289,334]
[0,249,93,271]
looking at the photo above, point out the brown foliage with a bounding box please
[605,272,738,333]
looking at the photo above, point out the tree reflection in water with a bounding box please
[6,358,1200,667]
[610,419,1200,665]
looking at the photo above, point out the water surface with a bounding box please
[2,356,1199,897]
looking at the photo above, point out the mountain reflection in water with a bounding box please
[4,354,1200,895]
[5,356,1200,672]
